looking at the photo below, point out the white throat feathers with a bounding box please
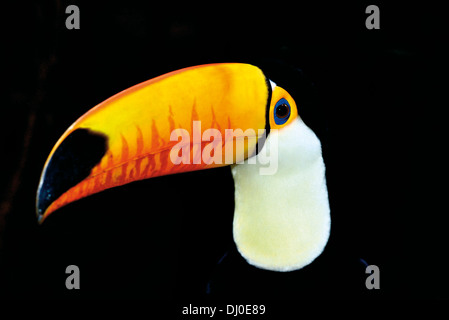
[231,117,331,271]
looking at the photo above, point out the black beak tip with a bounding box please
[35,128,108,223]
[35,186,49,223]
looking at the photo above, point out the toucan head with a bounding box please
[36,63,330,272]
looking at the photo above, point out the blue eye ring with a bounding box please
[273,98,291,125]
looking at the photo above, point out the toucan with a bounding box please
[36,63,330,272]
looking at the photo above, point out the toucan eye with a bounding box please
[274,98,291,125]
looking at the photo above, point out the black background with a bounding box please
[0,0,447,303]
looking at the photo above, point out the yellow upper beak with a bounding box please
[36,63,270,222]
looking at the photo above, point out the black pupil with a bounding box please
[276,104,289,118]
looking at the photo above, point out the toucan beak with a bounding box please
[36,63,270,223]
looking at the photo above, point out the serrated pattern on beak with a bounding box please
[41,101,247,219]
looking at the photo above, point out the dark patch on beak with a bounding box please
[37,128,108,218]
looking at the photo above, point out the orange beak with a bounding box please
[36,63,271,223]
